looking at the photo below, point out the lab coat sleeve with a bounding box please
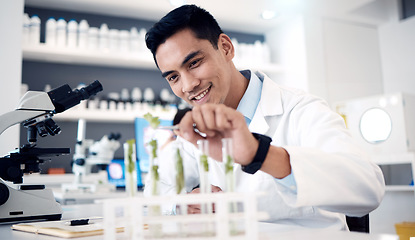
[281,96,385,217]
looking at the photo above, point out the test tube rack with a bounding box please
[102,192,269,240]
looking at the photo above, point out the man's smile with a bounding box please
[190,84,212,102]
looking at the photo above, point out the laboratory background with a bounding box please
[1,0,415,238]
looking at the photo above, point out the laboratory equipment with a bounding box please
[62,119,121,193]
[0,80,103,223]
[333,92,415,163]
[102,192,269,239]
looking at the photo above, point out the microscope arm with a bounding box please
[0,91,54,135]
[0,110,50,135]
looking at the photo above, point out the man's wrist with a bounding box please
[241,133,272,174]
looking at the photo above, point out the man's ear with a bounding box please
[218,33,234,61]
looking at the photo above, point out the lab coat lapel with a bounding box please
[249,72,283,134]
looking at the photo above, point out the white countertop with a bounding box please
[0,203,399,240]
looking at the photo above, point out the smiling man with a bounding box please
[144,4,385,230]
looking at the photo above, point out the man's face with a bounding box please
[155,29,233,107]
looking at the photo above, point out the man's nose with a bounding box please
[181,73,200,93]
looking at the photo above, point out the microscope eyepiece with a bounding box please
[76,80,103,100]
[48,80,103,113]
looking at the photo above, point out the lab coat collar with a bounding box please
[249,71,284,134]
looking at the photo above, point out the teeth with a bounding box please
[194,88,209,100]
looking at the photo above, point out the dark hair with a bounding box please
[173,107,192,125]
[145,4,223,66]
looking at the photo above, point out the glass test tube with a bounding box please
[124,140,137,197]
[222,138,238,235]
[148,138,160,196]
[173,141,187,214]
[197,139,211,214]
[148,138,161,237]
[222,138,235,192]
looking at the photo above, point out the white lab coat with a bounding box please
[144,71,385,230]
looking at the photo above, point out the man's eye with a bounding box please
[189,59,201,68]
[168,75,178,82]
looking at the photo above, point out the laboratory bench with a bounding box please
[0,203,399,240]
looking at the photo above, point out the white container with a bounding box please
[131,87,142,102]
[29,15,41,45]
[119,30,129,53]
[45,17,57,47]
[108,29,119,52]
[67,19,78,48]
[78,19,89,49]
[159,88,172,103]
[143,88,155,102]
[56,18,67,47]
[22,13,31,46]
[87,27,99,51]
[99,23,109,51]
[129,27,140,53]
[120,88,130,102]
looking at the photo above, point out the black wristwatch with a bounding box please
[241,133,272,174]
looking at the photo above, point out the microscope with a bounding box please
[0,80,103,223]
[62,118,121,193]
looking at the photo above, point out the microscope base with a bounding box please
[0,179,62,223]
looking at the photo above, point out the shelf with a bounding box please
[372,152,415,165]
[23,44,284,74]
[23,44,157,70]
[53,104,177,123]
[385,185,415,192]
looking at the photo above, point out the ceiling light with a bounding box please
[261,10,277,20]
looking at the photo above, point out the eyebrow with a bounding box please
[161,50,201,78]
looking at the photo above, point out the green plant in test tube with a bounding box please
[126,139,136,173]
[143,113,162,236]
[222,138,237,235]
[200,154,209,172]
[175,147,185,195]
[124,139,137,197]
[222,138,235,192]
[143,113,161,196]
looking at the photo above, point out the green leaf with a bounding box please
[175,148,184,194]
[148,139,158,158]
[200,154,209,172]
[126,139,136,173]
[152,165,159,181]
[143,112,161,129]
[225,155,233,174]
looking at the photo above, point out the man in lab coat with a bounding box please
[144,4,385,230]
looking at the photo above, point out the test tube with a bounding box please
[222,138,238,235]
[148,137,161,237]
[222,138,235,192]
[197,139,211,214]
[173,141,187,236]
[123,140,137,197]
[174,141,186,195]
[148,138,160,196]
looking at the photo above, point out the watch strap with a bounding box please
[241,133,272,174]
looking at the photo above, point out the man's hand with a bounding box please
[186,185,222,214]
[177,104,258,166]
